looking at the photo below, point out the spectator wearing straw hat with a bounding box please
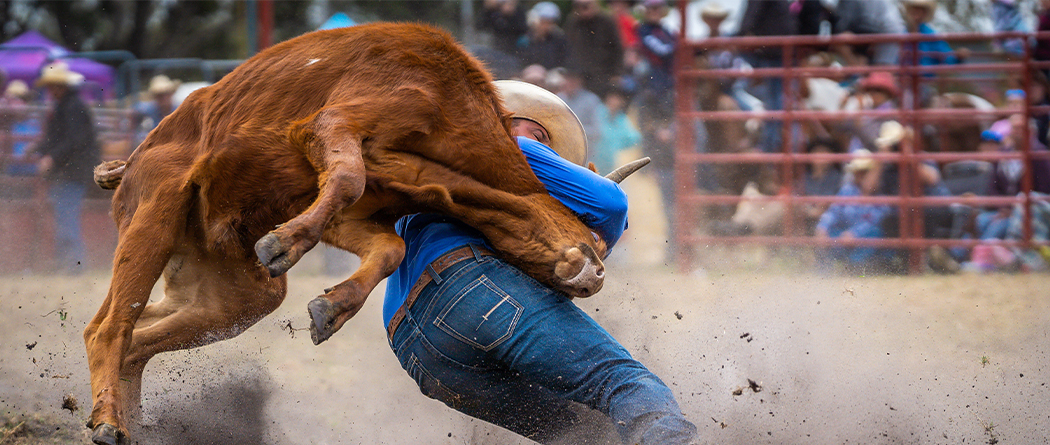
[133,74,181,146]
[864,121,957,271]
[34,62,100,274]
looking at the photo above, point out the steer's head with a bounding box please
[478,193,608,298]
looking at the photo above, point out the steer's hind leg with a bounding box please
[256,108,367,277]
[308,217,405,345]
[84,198,189,445]
[116,250,285,437]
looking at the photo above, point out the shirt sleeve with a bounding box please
[517,136,629,248]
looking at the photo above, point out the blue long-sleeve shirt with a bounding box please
[382,136,629,328]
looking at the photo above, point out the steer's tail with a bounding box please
[94,160,127,190]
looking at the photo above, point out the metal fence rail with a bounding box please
[671,21,1050,272]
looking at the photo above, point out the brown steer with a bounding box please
[84,23,612,445]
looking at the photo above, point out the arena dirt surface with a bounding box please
[2,174,1049,444]
[1,249,1048,445]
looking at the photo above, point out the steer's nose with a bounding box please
[554,243,605,298]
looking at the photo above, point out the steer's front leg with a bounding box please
[256,109,367,277]
[308,216,405,344]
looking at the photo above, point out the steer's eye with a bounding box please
[591,231,600,243]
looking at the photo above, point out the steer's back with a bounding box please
[115,22,535,255]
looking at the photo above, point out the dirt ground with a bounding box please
[2,249,1049,445]
[2,174,1049,444]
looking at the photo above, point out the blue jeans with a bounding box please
[389,247,697,444]
[48,180,86,274]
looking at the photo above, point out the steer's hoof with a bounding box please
[91,423,127,445]
[255,233,295,277]
[308,296,339,345]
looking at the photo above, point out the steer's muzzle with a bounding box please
[554,243,605,298]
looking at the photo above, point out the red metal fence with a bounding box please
[671,25,1050,272]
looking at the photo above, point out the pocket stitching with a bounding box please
[434,275,523,351]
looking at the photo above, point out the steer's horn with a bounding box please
[605,157,651,183]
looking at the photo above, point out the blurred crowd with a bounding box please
[4,0,1050,275]
[482,0,1050,274]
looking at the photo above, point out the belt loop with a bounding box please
[469,244,487,262]
[426,264,443,285]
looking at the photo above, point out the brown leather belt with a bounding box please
[387,245,493,341]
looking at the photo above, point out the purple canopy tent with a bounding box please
[0,30,116,102]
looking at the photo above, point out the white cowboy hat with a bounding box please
[700,2,729,20]
[4,80,29,99]
[495,79,588,165]
[874,120,907,149]
[148,75,181,96]
[847,149,877,172]
[36,62,84,88]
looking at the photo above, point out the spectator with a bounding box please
[556,68,604,151]
[133,75,181,146]
[990,114,1050,195]
[953,129,1050,272]
[700,2,729,38]
[797,0,831,36]
[738,0,798,153]
[1036,0,1050,75]
[903,0,959,67]
[815,149,896,273]
[479,0,529,62]
[564,0,624,98]
[825,0,906,66]
[34,62,101,274]
[845,71,899,153]
[595,86,641,175]
[520,1,568,70]
[798,137,846,233]
[636,0,677,115]
[519,64,549,88]
[991,0,1028,55]
[864,120,955,267]
[2,80,40,176]
[609,0,640,50]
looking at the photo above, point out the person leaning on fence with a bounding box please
[34,62,101,274]
[384,80,697,444]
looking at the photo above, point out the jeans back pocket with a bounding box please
[434,275,523,351]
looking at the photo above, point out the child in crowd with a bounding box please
[595,86,641,175]
[815,149,896,272]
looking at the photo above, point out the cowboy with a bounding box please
[34,62,100,274]
[385,80,697,444]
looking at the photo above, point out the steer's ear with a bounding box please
[587,162,598,174]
